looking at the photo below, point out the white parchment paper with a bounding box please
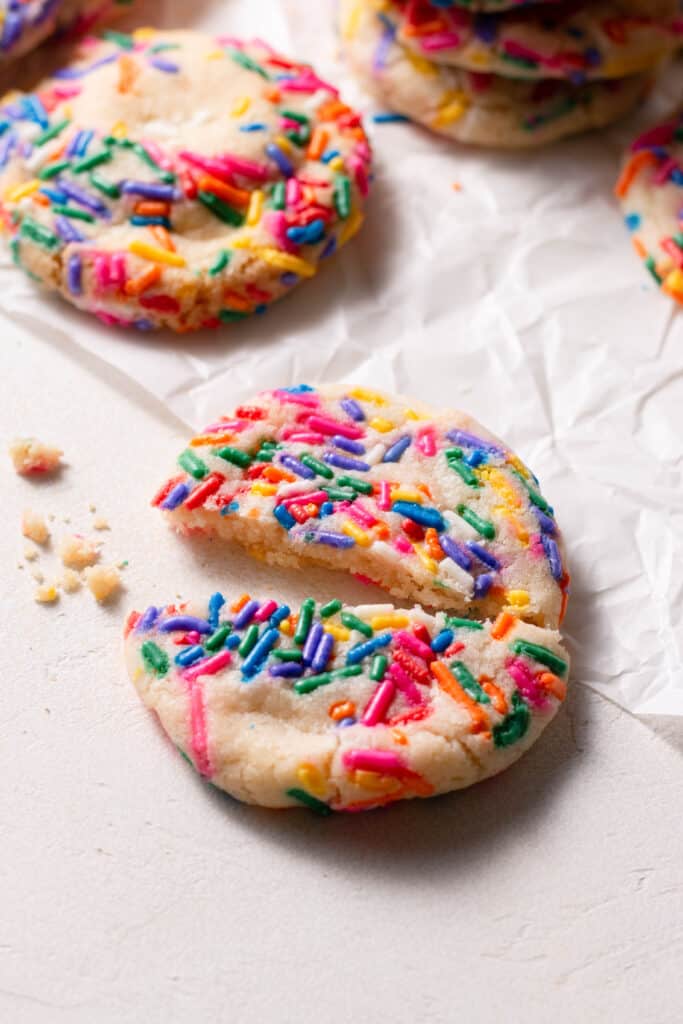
[1,0,682,714]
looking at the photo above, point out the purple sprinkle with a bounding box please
[66,253,82,295]
[322,451,370,473]
[57,178,110,217]
[310,530,355,549]
[161,481,190,510]
[373,24,394,73]
[0,132,17,168]
[279,454,316,479]
[338,717,356,728]
[280,271,298,286]
[66,128,93,158]
[136,606,159,632]
[265,142,294,177]
[54,215,84,243]
[148,57,180,73]
[269,662,303,678]
[473,13,498,44]
[120,180,179,202]
[311,631,334,673]
[438,534,472,571]
[533,507,557,535]
[541,535,563,581]
[466,542,500,570]
[332,435,365,455]
[1,12,22,51]
[320,235,336,260]
[158,615,212,634]
[382,435,411,463]
[302,622,324,666]
[473,573,494,599]
[54,53,118,79]
[340,397,365,421]
[446,429,504,456]
[232,599,260,629]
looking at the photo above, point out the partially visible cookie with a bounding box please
[616,109,683,304]
[125,591,569,811]
[0,1,123,61]
[152,385,569,629]
[0,29,370,331]
[383,0,682,82]
[341,1,650,148]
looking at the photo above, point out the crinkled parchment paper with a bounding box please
[1,0,681,714]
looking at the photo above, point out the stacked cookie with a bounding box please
[340,0,683,147]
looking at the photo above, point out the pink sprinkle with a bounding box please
[280,428,325,443]
[349,156,368,197]
[342,749,407,776]
[506,657,547,709]
[272,387,320,408]
[353,574,375,585]
[253,599,278,623]
[388,663,423,706]
[346,502,377,529]
[395,631,435,663]
[361,679,396,726]
[378,481,391,511]
[262,212,298,254]
[217,152,270,182]
[653,157,679,185]
[418,31,461,52]
[307,414,364,440]
[183,649,232,683]
[179,150,235,182]
[281,490,328,508]
[140,138,173,171]
[52,85,82,100]
[631,119,676,152]
[110,252,126,288]
[279,74,338,96]
[393,536,413,555]
[188,680,212,777]
[94,253,110,292]
[202,419,248,434]
[415,427,437,456]
[286,178,302,206]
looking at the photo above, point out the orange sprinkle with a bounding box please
[373,523,391,541]
[124,264,161,296]
[306,126,329,160]
[632,237,648,260]
[262,465,296,484]
[430,661,490,736]
[329,700,355,721]
[316,99,348,122]
[262,84,281,103]
[391,728,408,745]
[479,674,508,716]
[539,672,567,702]
[117,54,139,94]
[197,173,250,208]
[149,225,175,251]
[452,182,462,192]
[247,508,260,519]
[231,593,251,613]
[416,482,433,499]
[222,290,252,312]
[490,611,517,641]
[135,201,170,218]
[32,193,49,207]
[424,527,444,562]
[404,18,443,37]
[189,432,234,447]
[614,150,658,199]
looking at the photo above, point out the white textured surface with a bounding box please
[1,1,683,1021]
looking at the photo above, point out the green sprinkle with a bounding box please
[300,453,334,479]
[272,649,303,661]
[176,746,193,766]
[50,204,95,223]
[493,692,530,749]
[334,175,351,219]
[228,48,269,79]
[285,787,332,815]
[19,217,60,250]
[340,612,373,638]
[280,109,310,125]
[205,625,231,652]
[511,470,550,513]
[335,665,363,679]
[219,309,248,323]
[294,599,315,645]
[38,159,70,180]
[445,617,484,631]
[451,661,490,704]
[149,42,181,53]
[9,236,20,266]
[285,127,310,147]
[322,486,357,502]
[34,118,70,147]
[270,181,286,210]
[320,599,342,618]
[456,504,496,540]
[73,150,112,173]
[238,624,259,658]
[444,446,464,460]
[214,445,251,468]
[89,172,121,199]
[141,641,169,676]
[446,456,479,488]
[209,249,231,276]
[336,475,373,494]
[132,141,175,182]
[644,256,661,284]
[294,671,331,694]
[102,29,135,48]
[370,654,388,681]
[198,190,244,226]
[509,640,568,677]
[178,449,208,479]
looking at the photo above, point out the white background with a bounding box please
[2,1,683,1021]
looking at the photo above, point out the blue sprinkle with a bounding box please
[473,573,494,599]
[208,592,225,629]
[242,628,279,678]
[239,122,268,132]
[624,212,641,232]
[392,501,445,532]
[273,504,296,530]
[175,645,206,667]
[382,435,411,463]
[270,604,290,627]
[430,629,454,653]
[226,633,241,650]
[320,149,340,164]
[220,500,240,516]
[319,501,334,517]
[372,112,409,124]
[346,634,392,665]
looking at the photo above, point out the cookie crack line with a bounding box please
[125,385,570,814]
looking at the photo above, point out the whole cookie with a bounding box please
[384,0,682,82]
[341,1,650,148]
[0,29,370,331]
[616,109,683,304]
[125,592,569,811]
[0,1,122,61]
[152,385,569,629]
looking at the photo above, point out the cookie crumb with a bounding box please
[84,565,121,603]
[93,516,110,531]
[35,582,59,604]
[58,534,100,569]
[22,509,50,545]
[9,437,63,476]
[32,569,45,584]
[24,544,38,562]
[60,568,81,594]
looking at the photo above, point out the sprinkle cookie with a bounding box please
[0,1,124,61]
[383,0,682,82]
[341,1,650,148]
[616,110,683,304]
[152,386,569,629]
[125,591,569,811]
[0,29,370,331]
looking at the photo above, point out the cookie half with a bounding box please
[125,592,569,811]
[341,1,651,148]
[152,385,569,629]
[616,109,683,304]
[0,29,370,331]
[0,1,121,61]
[383,0,682,82]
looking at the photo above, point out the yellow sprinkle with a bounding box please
[506,453,531,480]
[253,247,317,278]
[5,179,40,202]
[250,482,277,497]
[341,0,362,39]
[132,27,157,41]
[275,134,293,155]
[405,409,426,421]
[205,49,224,60]
[664,268,683,295]
[353,771,401,793]
[391,487,423,503]
[405,49,438,77]
[279,620,293,636]
[230,234,253,250]
[348,387,386,405]
[128,241,186,268]
[369,417,394,433]
[133,667,143,683]
[506,590,530,608]
[246,189,264,226]
[496,508,529,544]
[110,120,127,139]
[231,96,251,117]
[62,104,72,120]
[370,614,410,631]
[434,91,470,128]
[414,545,438,574]
[324,624,351,642]
[342,520,373,547]
[296,763,327,799]
[327,156,345,173]
[338,208,364,246]
[479,466,521,508]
